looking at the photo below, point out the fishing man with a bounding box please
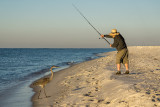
[101,29,129,75]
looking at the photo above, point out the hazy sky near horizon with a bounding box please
[0,0,160,48]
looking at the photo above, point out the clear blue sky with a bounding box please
[0,0,160,48]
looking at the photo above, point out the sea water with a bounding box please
[0,48,115,107]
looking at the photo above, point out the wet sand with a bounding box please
[31,46,160,107]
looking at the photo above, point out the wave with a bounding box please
[27,68,50,77]
[21,61,76,80]
[56,61,76,66]
[85,57,93,61]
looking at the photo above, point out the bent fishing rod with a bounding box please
[72,4,110,45]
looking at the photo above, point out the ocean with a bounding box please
[0,48,115,107]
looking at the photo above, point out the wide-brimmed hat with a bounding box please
[111,29,117,34]
[109,29,119,37]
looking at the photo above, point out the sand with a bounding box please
[31,46,160,107]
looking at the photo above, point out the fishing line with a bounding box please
[72,4,110,45]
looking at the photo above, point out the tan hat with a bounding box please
[111,29,117,34]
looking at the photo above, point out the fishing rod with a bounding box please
[72,4,110,45]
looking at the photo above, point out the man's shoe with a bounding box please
[124,70,129,74]
[116,71,121,75]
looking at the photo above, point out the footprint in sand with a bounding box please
[65,76,74,79]
[152,99,156,102]
[119,100,128,104]
[97,99,104,103]
[146,90,151,95]
[152,94,160,102]
[83,92,95,98]
[157,98,160,102]
[156,94,160,96]
[106,102,110,104]
[86,80,90,83]
[88,99,94,101]
[95,87,99,91]
[83,92,91,97]
[83,93,90,97]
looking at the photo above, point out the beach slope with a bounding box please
[31,46,160,107]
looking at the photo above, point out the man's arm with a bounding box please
[101,34,113,38]
[104,34,113,38]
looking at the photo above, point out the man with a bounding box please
[101,29,129,75]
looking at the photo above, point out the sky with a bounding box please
[0,0,160,48]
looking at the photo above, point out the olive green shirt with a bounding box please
[104,33,127,51]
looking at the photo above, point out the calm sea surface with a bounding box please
[0,48,115,107]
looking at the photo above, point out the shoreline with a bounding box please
[30,50,111,105]
[31,46,160,107]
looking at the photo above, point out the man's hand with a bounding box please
[101,35,104,38]
[110,44,112,47]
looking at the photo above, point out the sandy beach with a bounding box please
[31,46,160,107]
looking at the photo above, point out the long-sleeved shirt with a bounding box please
[104,33,127,51]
